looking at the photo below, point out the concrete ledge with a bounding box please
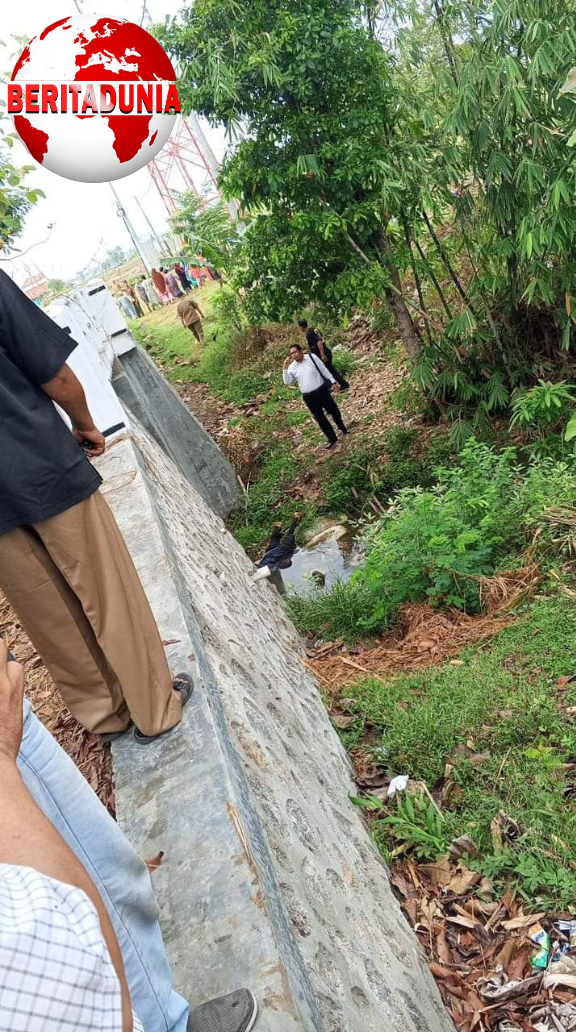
[102,424,452,1032]
[113,344,240,518]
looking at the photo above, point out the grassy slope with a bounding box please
[132,289,454,554]
[131,283,576,910]
[130,282,217,380]
[343,595,576,908]
[131,282,448,553]
[131,286,330,547]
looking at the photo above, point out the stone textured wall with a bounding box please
[113,344,240,518]
[106,423,452,1032]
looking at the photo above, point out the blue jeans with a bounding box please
[17,701,190,1032]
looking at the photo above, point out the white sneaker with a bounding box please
[252,565,272,583]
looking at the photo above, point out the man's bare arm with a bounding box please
[0,644,132,1029]
[41,363,105,457]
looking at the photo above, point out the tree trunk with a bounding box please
[413,238,454,320]
[375,227,422,360]
[422,210,479,318]
[345,223,422,360]
[385,285,422,360]
[401,216,433,346]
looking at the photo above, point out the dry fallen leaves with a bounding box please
[330,711,356,729]
[1,592,115,814]
[502,912,546,932]
[387,851,576,1032]
[311,567,542,690]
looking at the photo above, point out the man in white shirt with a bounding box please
[282,344,349,449]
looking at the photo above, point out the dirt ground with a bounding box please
[0,592,115,813]
[176,314,410,512]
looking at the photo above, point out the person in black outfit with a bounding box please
[258,514,303,572]
[283,345,349,449]
[252,514,303,584]
[297,319,349,391]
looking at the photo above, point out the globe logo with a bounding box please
[9,13,179,184]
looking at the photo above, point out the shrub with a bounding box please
[389,379,426,416]
[190,310,269,404]
[510,380,576,437]
[384,427,417,458]
[323,448,379,514]
[321,429,451,516]
[296,441,576,640]
[375,458,433,502]
[331,347,356,377]
[287,580,377,644]
[210,284,244,329]
[358,487,495,627]
[425,432,456,468]
[517,456,576,536]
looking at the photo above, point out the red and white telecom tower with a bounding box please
[147,114,239,223]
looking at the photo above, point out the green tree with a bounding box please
[101,246,125,271]
[0,40,43,251]
[157,0,425,358]
[0,150,35,251]
[441,0,576,338]
[389,0,576,435]
[171,193,241,274]
[158,0,576,430]
[46,278,67,294]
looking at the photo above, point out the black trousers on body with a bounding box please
[267,519,298,557]
[302,385,347,444]
[311,346,349,390]
[258,519,299,570]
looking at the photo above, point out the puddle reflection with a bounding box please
[280,530,364,594]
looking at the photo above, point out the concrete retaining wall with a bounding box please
[102,423,452,1032]
[113,344,240,518]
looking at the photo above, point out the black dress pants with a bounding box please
[302,385,347,444]
[267,520,298,556]
[311,346,349,390]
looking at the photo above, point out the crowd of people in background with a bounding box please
[114,258,221,322]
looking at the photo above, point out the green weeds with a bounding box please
[344,597,576,908]
[293,440,576,640]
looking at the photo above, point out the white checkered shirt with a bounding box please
[0,864,144,1031]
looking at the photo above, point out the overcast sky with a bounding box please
[1,0,227,284]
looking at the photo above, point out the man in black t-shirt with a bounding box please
[0,271,191,744]
[297,318,349,390]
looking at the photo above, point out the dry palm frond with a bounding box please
[311,564,543,690]
[309,603,513,690]
[543,505,576,555]
[477,562,542,614]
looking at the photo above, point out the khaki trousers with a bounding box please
[0,491,182,737]
[187,320,203,342]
